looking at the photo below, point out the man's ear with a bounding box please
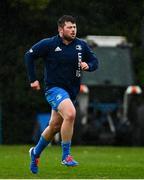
[58,26,63,34]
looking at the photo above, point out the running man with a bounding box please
[24,15,99,174]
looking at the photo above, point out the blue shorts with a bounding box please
[45,87,70,111]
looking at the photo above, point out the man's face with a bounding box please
[59,21,77,42]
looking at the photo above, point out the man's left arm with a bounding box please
[82,42,99,71]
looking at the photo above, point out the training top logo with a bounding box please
[55,46,62,52]
[56,94,62,101]
[29,48,33,53]
[76,45,82,51]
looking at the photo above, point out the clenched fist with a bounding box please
[30,80,41,90]
[80,62,89,70]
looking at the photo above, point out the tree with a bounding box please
[0,0,144,143]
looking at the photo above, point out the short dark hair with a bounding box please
[57,15,76,27]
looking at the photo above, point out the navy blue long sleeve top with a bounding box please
[24,35,98,100]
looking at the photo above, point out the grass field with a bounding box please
[0,145,144,179]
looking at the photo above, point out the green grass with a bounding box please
[0,145,144,179]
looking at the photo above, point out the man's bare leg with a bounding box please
[42,110,63,140]
[58,99,76,142]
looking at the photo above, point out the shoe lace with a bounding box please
[35,158,39,165]
[66,155,73,162]
[32,157,39,166]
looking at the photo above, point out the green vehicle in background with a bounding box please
[76,35,144,146]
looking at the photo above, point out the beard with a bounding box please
[63,33,76,42]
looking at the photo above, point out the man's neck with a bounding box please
[62,39,72,45]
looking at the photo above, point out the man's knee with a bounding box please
[65,109,76,122]
[58,98,76,122]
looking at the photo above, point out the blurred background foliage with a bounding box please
[0,0,144,143]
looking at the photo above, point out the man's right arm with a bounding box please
[24,39,49,88]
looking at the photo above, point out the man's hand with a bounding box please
[80,62,89,70]
[30,80,41,90]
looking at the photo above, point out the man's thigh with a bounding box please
[58,99,76,119]
[45,87,70,111]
